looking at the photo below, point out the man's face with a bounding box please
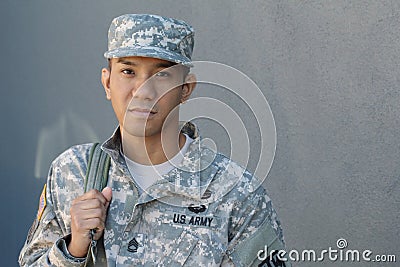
[102,56,193,138]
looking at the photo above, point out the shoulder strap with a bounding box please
[84,143,111,193]
[84,143,110,267]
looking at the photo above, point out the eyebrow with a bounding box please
[116,58,176,69]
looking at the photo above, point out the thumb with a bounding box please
[101,187,112,207]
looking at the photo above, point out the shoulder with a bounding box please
[49,142,96,187]
[47,143,95,201]
[51,143,94,169]
[205,150,270,203]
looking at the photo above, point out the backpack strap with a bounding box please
[84,143,111,193]
[83,143,110,267]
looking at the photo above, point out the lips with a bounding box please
[128,107,157,118]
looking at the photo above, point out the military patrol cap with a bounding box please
[104,14,194,66]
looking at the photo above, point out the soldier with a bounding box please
[19,14,289,266]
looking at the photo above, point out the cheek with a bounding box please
[157,89,182,111]
[108,85,133,119]
[109,79,134,102]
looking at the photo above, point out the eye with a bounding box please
[155,71,171,77]
[122,69,135,75]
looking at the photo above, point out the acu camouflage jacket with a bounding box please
[19,123,289,266]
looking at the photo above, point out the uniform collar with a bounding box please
[100,122,220,202]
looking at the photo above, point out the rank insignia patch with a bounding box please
[36,184,47,221]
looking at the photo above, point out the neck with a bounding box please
[121,122,186,165]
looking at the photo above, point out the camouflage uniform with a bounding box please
[19,123,288,266]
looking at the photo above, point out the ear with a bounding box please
[101,67,111,100]
[181,73,196,103]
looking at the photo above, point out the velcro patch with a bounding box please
[36,184,47,221]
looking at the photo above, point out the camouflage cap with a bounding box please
[104,14,194,66]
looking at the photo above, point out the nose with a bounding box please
[132,75,157,101]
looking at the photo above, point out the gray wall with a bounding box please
[1,1,399,266]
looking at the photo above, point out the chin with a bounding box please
[122,122,161,138]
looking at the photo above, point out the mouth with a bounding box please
[128,107,157,118]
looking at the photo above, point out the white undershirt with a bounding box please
[125,134,194,193]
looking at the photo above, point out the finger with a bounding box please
[75,189,108,205]
[75,218,106,233]
[73,207,106,221]
[72,198,105,211]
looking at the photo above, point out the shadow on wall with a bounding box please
[34,110,98,179]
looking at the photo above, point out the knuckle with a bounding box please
[94,199,102,207]
[71,198,79,206]
[70,205,77,215]
[88,190,97,198]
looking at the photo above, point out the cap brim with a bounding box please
[104,46,193,67]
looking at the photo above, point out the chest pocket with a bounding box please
[147,208,226,266]
[142,204,226,265]
[159,230,199,266]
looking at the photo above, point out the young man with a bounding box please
[19,14,289,266]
